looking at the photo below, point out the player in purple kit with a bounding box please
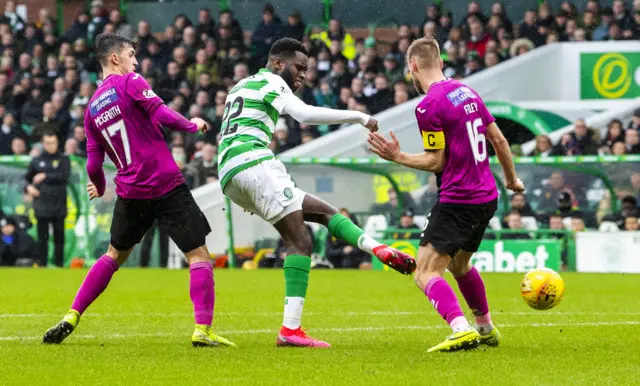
[368,38,525,352]
[43,34,236,348]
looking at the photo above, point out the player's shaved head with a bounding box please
[95,33,134,68]
[406,37,441,70]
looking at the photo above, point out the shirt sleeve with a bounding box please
[124,73,164,115]
[84,107,103,154]
[416,101,446,151]
[283,94,369,126]
[264,74,295,114]
[84,108,106,196]
[477,99,496,126]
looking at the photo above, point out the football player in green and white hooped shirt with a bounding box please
[219,38,416,348]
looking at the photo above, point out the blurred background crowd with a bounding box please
[1,0,640,267]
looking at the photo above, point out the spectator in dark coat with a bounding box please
[571,119,598,155]
[218,9,244,47]
[186,143,218,188]
[87,1,108,43]
[281,11,305,42]
[0,113,26,155]
[389,210,421,240]
[602,196,640,230]
[24,132,70,267]
[250,4,282,70]
[0,216,37,266]
[196,8,216,39]
[369,75,393,114]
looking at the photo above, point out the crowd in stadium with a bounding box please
[1,0,640,162]
[1,0,640,267]
[529,113,640,157]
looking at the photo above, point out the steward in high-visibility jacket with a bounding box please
[310,20,356,60]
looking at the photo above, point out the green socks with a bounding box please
[328,214,365,246]
[283,254,311,297]
[283,254,311,329]
[327,213,381,254]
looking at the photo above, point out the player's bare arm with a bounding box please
[368,131,445,173]
[485,122,525,192]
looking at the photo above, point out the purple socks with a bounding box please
[424,276,465,326]
[70,255,119,315]
[189,261,215,326]
[69,256,215,327]
[455,267,492,325]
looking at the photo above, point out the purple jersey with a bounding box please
[416,78,498,205]
[84,73,185,199]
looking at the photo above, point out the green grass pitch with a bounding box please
[0,269,638,385]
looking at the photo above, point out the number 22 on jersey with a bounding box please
[221,97,245,136]
[101,120,131,168]
[466,118,487,164]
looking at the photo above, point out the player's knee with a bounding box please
[184,245,210,264]
[449,250,474,277]
[413,269,441,291]
[449,259,472,277]
[106,244,131,266]
[414,245,449,288]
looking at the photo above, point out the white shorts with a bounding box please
[223,158,305,224]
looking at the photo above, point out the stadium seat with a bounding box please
[489,217,502,230]
[364,215,388,238]
[598,221,620,232]
[413,215,428,230]
[521,216,539,231]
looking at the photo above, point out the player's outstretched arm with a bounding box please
[153,104,201,133]
[486,122,524,192]
[282,94,378,131]
[125,73,203,134]
[368,131,445,173]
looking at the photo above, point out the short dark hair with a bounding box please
[570,212,584,220]
[269,37,308,58]
[622,195,638,206]
[95,33,134,67]
[549,213,563,220]
[42,130,59,139]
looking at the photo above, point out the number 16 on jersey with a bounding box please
[466,118,486,164]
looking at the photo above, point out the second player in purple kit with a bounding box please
[414,80,498,205]
[368,37,525,353]
[42,34,236,348]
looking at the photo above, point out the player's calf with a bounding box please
[450,251,496,341]
[415,245,478,352]
[302,195,416,274]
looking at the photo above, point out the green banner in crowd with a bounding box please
[580,52,640,99]
[373,239,562,273]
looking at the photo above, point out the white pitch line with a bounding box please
[1,321,639,342]
[2,311,640,318]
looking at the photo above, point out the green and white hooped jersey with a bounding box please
[217,68,292,190]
